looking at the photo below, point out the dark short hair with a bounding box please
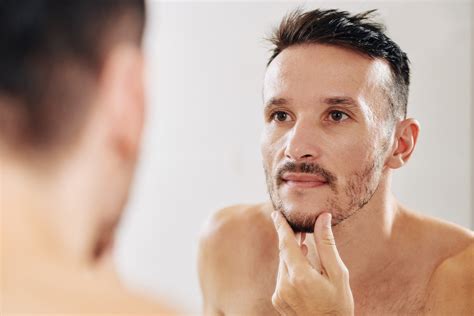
[268,8,410,120]
[0,0,145,151]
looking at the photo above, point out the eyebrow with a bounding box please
[264,96,360,110]
[322,96,360,109]
[264,97,290,110]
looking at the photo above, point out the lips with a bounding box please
[281,172,328,188]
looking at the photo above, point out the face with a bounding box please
[261,44,394,232]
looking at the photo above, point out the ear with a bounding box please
[98,43,145,162]
[386,118,420,169]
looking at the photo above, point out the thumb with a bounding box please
[313,213,347,281]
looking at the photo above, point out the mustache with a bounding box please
[276,161,337,186]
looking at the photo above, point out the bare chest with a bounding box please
[353,272,431,315]
[220,245,280,316]
[221,258,432,316]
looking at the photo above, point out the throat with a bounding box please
[328,196,401,280]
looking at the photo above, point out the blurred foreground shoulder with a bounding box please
[3,268,178,314]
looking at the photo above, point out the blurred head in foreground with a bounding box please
[1,0,146,264]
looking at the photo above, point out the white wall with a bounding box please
[471,0,474,229]
[115,1,472,313]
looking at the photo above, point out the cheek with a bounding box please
[260,131,271,167]
[325,133,377,172]
[261,127,286,167]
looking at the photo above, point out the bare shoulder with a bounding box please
[3,267,177,314]
[198,203,276,310]
[198,202,275,271]
[199,203,273,244]
[72,281,178,314]
[402,210,473,258]
[424,235,474,315]
[397,210,473,314]
[106,286,178,314]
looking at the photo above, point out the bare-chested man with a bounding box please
[199,9,474,316]
[1,1,175,313]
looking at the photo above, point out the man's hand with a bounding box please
[271,211,354,316]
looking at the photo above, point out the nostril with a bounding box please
[285,153,314,160]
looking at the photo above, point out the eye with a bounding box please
[271,111,291,122]
[328,110,349,122]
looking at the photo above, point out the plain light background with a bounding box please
[115,0,473,313]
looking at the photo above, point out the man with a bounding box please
[1,1,175,313]
[199,8,473,315]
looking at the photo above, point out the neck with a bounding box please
[331,174,403,284]
[1,156,99,271]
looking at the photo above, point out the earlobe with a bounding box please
[386,119,420,169]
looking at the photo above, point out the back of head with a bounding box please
[0,0,145,155]
[267,8,410,121]
[0,2,149,303]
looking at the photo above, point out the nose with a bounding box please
[284,119,321,161]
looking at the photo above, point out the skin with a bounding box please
[198,44,474,315]
[271,211,354,316]
[1,41,176,313]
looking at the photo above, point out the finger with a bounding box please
[304,233,323,273]
[272,291,296,316]
[301,232,306,243]
[273,258,295,316]
[277,249,288,283]
[313,213,348,281]
[295,233,301,246]
[300,243,308,257]
[294,231,320,270]
[272,211,311,275]
[296,232,306,245]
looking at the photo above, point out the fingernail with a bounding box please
[324,213,332,227]
[271,211,277,221]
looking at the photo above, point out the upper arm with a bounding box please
[198,206,245,315]
[198,228,222,315]
[198,216,223,315]
[424,243,474,315]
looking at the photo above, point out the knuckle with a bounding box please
[271,293,280,307]
[277,235,289,250]
[341,265,349,277]
[333,266,348,281]
[289,273,306,288]
[339,265,350,282]
[277,284,288,297]
[322,234,336,246]
[275,220,282,230]
[275,218,284,231]
[278,239,284,250]
[334,267,350,289]
[278,282,293,299]
[272,289,289,308]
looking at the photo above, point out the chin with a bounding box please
[279,202,326,233]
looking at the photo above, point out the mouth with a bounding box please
[280,172,328,189]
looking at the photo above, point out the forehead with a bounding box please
[263,44,392,105]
